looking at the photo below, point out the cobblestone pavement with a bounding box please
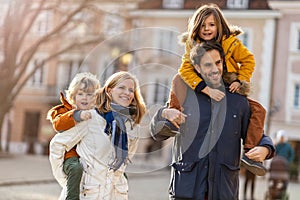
[0,155,299,200]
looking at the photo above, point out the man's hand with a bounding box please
[229,81,241,93]
[80,110,92,121]
[161,108,187,129]
[202,86,225,101]
[245,146,269,162]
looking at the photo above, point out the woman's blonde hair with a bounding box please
[66,72,100,106]
[97,71,146,125]
[187,3,231,43]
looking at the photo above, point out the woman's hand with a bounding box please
[161,108,187,129]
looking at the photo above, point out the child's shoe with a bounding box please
[241,154,267,176]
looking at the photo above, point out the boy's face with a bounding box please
[74,84,96,110]
[194,49,223,88]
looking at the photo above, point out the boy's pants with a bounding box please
[63,157,83,200]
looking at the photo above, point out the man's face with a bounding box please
[194,49,223,88]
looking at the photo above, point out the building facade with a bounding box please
[2,0,298,172]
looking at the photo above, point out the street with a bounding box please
[0,155,299,200]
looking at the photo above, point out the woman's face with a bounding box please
[108,79,135,107]
[198,14,217,41]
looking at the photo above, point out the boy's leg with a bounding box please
[241,98,267,176]
[63,156,83,200]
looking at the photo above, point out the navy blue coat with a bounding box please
[151,84,274,200]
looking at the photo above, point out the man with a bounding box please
[150,41,275,199]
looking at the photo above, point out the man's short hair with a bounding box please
[190,41,225,67]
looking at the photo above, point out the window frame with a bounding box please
[227,0,249,9]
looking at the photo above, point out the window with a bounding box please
[163,0,184,9]
[0,4,8,27]
[298,30,300,51]
[227,0,249,9]
[57,59,82,90]
[153,79,169,105]
[27,60,44,87]
[290,23,300,52]
[294,84,300,108]
[102,14,124,36]
[154,28,178,54]
[33,11,51,35]
[237,28,253,51]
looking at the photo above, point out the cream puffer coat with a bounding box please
[49,109,139,200]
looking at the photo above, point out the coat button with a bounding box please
[233,114,237,118]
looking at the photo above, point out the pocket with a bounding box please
[81,183,102,199]
[170,162,197,198]
[219,163,239,199]
[114,173,128,195]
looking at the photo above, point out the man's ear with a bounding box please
[194,64,201,74]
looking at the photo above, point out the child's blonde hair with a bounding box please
[66,72,100,106]
[187,3,231,43]
[97,71,146,125]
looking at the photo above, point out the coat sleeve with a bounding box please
[231,39,255,82]
[47,92,76,132]
[258,134,275,160]
[150,106,173,142]
[178,40,205,91]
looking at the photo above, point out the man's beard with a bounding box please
[203,71,222,88]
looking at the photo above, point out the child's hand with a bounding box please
[80,110,92,121]
[229,81,241,93]
[202,86,225,101]
[245,146,269,162]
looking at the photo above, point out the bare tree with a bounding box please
[0,0,119,152]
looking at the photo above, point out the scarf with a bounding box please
[104,103,136,171]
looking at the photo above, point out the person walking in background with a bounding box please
[151,42,275,199]
[167,3,267,176]
[243,169,256,200]
[275,130,295,164]
[48,71,146,199]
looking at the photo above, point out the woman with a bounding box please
[49,71,146,199]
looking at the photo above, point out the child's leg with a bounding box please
[244,98,266,150]
[63,156,83,200]
[169,74,187,110]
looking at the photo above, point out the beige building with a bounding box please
[268,0,300,162]
[3,0,298,171]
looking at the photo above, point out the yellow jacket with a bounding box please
[178,34,255,90]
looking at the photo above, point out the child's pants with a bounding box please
[63,157,83,200]
[245,98,266,150]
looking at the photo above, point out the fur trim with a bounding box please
[178,32,189,45]
[230,25,243,36]
[222,72,250,96]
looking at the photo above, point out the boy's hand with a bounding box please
[80,110,92,121]
[229,81,241,93]
[202,86,225,101]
